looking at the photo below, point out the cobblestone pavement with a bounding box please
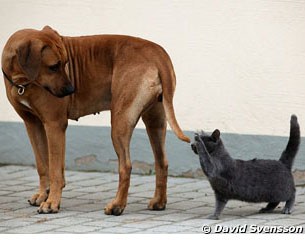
[0,165,304,234]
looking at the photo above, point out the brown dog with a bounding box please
[1,26,190,215]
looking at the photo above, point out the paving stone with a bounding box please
[166,196,191,204]
[0,196,20,204]
[292,213,305,220]
[146,224,194,233]
[124,203,147,212]
[32,211,79,220]
[94,226,140,233]
[5,223,61,234]
[48,216,92,226]
[62,190,87,199]
[7,190,37,198]
[217,217,267,227]
[129,191,156,198]
[103,213,152,223]
[123,220,172,229]
[77,210,111,220]
[247,212,287,220]
[173,217,214,227]
[1,165,304,234]
[183,206,214,215]
[0,218,32,228]
[59,225,101,233]
[167,200,206,210]
[264,218,305,226]
[136,208,180,216]
[60,198,91,208]
[75,192,110,201]
[83,219,121,228]
[1,184,35,192]
[223,209,265,218]
[3,180,27,186]
[0,201,28,211]
[0,212,15,221]
[150,213,197,222]
[65,202,104,212]
[126,196,147,204]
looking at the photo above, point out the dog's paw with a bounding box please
[37,200,60,214]
[104,200,125,216]
[28,192,48,206]
[148,197,166,211]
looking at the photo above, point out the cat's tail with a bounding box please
[279,114,300,170]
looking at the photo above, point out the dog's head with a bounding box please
[2,26,74,98]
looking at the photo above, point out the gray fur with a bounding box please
[191,115,300,220]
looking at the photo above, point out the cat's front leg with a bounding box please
[194,134,214,176]
[208,194,228,220]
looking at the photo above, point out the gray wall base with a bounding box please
[0,122,304,177]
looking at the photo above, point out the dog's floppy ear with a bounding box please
[42,25,54,31]
[16,39,42,80]
[41,26,65,55]
[42,26,61,38]
[211,129,220,141]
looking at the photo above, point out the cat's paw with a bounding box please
[259,207,274,213]
[281,208,292,214]
[207,214,219,220]
[191,142,198,154]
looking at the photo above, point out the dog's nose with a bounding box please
[61,85,75,96]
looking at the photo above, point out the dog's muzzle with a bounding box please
[47,84,75,98]
[59,85,75,97]
[62,84,75,95]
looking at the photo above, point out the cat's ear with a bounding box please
[211,129,220,141]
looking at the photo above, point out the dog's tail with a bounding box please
[279,114,301,170]
[157,51,190,143]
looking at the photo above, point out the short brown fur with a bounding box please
[1,26,190,215]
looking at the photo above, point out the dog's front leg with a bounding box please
[17,110,49,206]
[37,121,67,214]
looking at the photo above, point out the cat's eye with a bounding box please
[49,61,61,72]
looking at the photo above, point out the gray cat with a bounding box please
[191,115,300,220]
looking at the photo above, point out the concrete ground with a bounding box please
[0,165,304,234]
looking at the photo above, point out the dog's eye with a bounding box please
[49,62,61,72]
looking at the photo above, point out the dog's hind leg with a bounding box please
[282,193,295,214]
[142,102,168,211]
[104,109,138,216]
[105,65,164,215]
[18,110,49,207]
[259,202,280,213]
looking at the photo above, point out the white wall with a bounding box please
[1,0,305,136]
